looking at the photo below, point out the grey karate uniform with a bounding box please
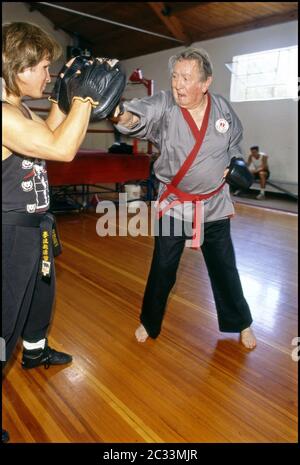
[116,91,253,337]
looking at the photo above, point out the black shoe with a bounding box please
[2,429,10,443]
[21,339,72,369]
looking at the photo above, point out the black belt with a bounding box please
[2,211,62,279]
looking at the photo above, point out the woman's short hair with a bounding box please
[168,47,213,82]
[2,22,62,97]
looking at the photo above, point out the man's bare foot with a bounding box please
[135,325,149,343]
[240,327,257,349]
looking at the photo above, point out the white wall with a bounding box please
[122,21,298,183]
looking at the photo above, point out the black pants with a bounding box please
[2,224,55,365]
[141,217,253,338]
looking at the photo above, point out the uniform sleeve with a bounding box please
[227,104,244,161]
[114,91,169,148]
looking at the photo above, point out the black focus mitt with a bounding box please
[48,56,91,105]
[225,157,254,190]
[58,58,127,122]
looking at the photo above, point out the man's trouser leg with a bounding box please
[2,225,40,366]
[140,216,186,338]
[201,219,253,332]
[22,259,55,343]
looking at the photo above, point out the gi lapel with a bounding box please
[173,92,211,187]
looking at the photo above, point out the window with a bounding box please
[227,46,298,102]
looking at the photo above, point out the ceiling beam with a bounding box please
[147,2,191,46]
[36,2,184,43]
[54,16,83,31]
[52,3,110,31]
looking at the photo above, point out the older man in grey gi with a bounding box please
[112,48,256,349]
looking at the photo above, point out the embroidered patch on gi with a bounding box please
[215,118,229,133]
[26,203,36,213]
[21,180,33,192]
[22,159,34,169]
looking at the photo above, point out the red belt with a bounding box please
[156,92,224,249]
[157,180,226,248]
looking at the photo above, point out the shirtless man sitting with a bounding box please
[247,146,270,200]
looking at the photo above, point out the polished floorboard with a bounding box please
[2,204,298,443]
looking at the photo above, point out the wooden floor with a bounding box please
[2,204,298,443]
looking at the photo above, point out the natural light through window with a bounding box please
[228,46,298,102]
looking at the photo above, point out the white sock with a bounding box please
[260,189,265,194]
[23,338,46,350]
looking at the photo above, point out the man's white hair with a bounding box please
[168,47,213,82]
